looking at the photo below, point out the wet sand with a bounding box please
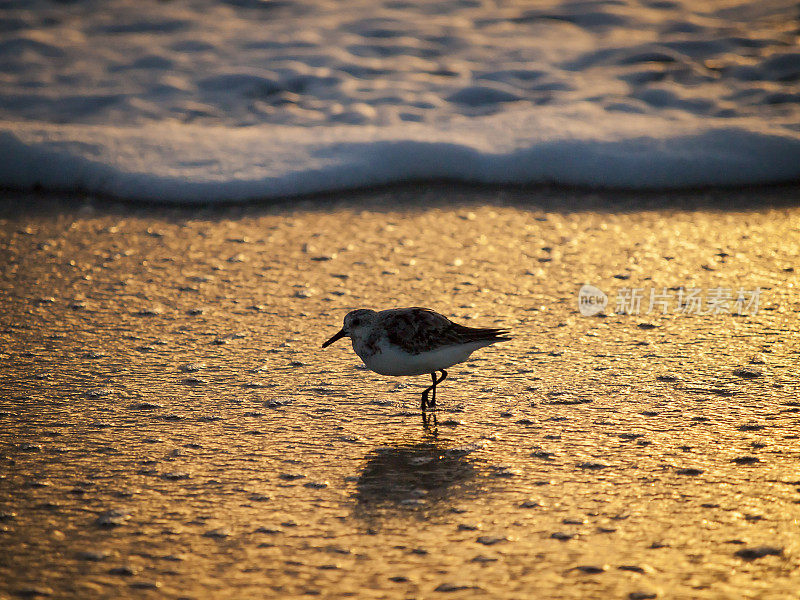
[1,184,799,599]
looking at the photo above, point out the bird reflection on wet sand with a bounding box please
[422,410,438,433]
[353,443,479,517]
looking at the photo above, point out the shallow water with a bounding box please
[4,0,799,128]
[1,186,800,598]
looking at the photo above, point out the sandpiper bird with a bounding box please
[322,307,511,411]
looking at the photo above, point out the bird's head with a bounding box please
[321,309,377,348]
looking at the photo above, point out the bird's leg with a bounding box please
[421,370,449,411]
[421,371,436,411]
[426,370,448,410]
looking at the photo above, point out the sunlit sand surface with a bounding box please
[3,0,800,199]
[1,185,799,599]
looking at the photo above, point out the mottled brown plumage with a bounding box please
[322,307,511,412]
[382,307,510,354]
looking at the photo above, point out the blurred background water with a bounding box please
[0,0,799,200]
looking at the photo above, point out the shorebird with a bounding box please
[322,307,511,411]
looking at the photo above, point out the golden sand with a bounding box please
[1,185,799,599]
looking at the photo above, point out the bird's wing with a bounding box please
[382,307,510,355]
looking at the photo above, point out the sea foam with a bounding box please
[1,0,799,202]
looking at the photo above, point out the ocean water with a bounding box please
[1,0,799,202]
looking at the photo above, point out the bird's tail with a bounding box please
[452,324,512,344]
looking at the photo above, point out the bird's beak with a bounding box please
[322,328,347,348]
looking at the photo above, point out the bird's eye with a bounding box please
[351,318,361,327]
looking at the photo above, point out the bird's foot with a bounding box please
[420,392,429,412]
